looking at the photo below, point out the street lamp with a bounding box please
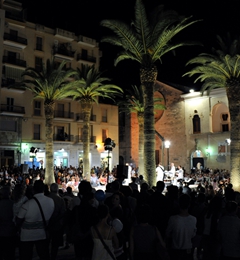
[104,138,116,183]
[165,140,171,171]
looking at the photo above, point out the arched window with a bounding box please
[193,114,201,134]
[212,103,230,132]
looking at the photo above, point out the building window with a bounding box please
[193,114,201,134]
[102,129,108,143]
[8,51,19,63]
[102,109,107,122]
[56,103,64,117]
[34,101,41,116]
[90,108,96,121]
[33,124,41,140]
[7,97,14,111]
[221,113,229,132]
[36,36,43,51]
[222,114,228,121]
[35,57,42,72]
[0,120,16,131]
[82,49,88,59]
[222,124,229,132]
[10,29,18,40]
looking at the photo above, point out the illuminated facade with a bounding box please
[120,81,231,173]
[0,0,119,171]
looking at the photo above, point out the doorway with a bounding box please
[192,158,204,170]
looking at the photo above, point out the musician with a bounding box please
[156,163,164,182]
[169,163,176,178]
[176,165,184,183]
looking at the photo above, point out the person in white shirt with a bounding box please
[16,180,54,260]
[166,194,197,260]
[156,163,164,182]
[176,165,184,180]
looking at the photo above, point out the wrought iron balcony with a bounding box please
[76,113,84,121]
[53,134,74,142]
[74,135,96,143]
[0,104,25,115]
[4,31,27,49]
[54,110,74,120]
[2,56,26,68]
[77,53,96,63]
[90,115,96,121]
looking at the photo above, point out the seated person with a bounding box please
[99,174,107,185]
[90,173,99,187]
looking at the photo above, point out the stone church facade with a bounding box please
[119,81,230,174]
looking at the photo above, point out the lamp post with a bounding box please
[104,138,116,183]
[165,140,171,171]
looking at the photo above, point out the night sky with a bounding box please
[20,0,240,89]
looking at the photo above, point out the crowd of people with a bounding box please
[0,164,239,260]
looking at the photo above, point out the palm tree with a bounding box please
[19,59,78,185]
[72,64,123,181]
[183,34,240,191]
[118,85,165,182]
[100,0,199,186]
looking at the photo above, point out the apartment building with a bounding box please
[0,0,119,171]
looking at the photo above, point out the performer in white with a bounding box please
[169,163,176,178]
[176,165,184,180]
[156,163,164,182]
[172,165,184,186]
[127,163,132,184]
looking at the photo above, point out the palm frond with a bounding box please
[133,0,150,53]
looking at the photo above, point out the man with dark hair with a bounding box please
[166,194,197,260]
[16,180,54,260]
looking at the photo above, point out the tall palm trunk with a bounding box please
[140,66,158,187]
[44,102,55,185]
[227,86,240,192]
[137,112,144,179]
[82,101,92,181]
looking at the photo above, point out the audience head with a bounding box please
[156,181,165,192]
[50,183,58,193]
[178,194,191,210]
[33,180,45,194]
[136,204,152,224]
[97,204,109,220]
[78,181,92,196]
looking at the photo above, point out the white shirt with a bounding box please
[17,193,54,241]
[166,214,197,249]
[177,169,184,180]
[156,165,164,181]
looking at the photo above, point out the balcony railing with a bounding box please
[0,104,25,114]
[76,113,84,121]
[4,33,28,45]
[90,136,96,143]
[55,28,75,40]
[78,35,97,47]
[53,134,74,142]
[53,47,75,58]
[54,110,74,119]
[2,78,16,87]
[74,135,96,143]
[2,56,26,67]
[90,115,96,121]
[77,53,96,63]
